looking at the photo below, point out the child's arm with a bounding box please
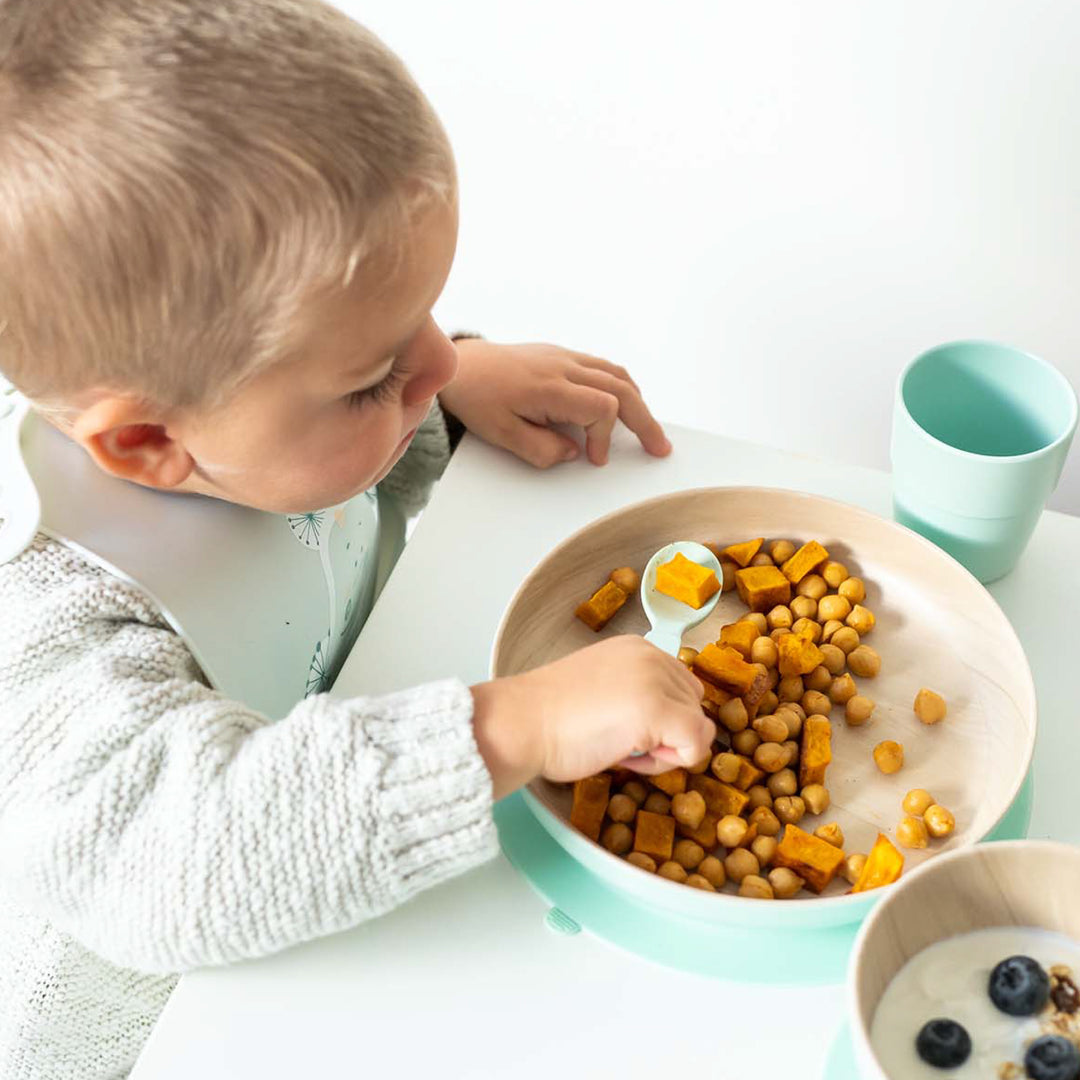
[0,538,709,975]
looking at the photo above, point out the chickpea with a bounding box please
[914,688,948,725]
[754,742,788,774]
[643,791,672,815]
[677,645,699,667]
[750,552,774,567]
[684,873,714,891]
[768,866,805,899]
[672,838,706,871]
[767,605,793,630]
[801,690,832,717]
[896,815,929,849]
[770,627,793,644]
[732,729,761,756]
[767,768,798,798]
[720,560,738,593]
[902,788,935,817]
[873,740,904,774]
[818,643,846,676]
[822,561,849,589]
[687,753,712,775]
[739,874,774,899]
[817,595,851,626]
[805,665,833,693]
[601,822,633,855]
[710,751,742,784]
[752,714,788,744]
[792,618,822,643]
[751,636,779,668]
[762,665,780,691]
[790,595,818,621]
[782,740,800,765]
[671,790,707,829]
[621,780,648,806]
[626,852,657,873]
[748,805,782,837]
[742,612,769,635]
[724,847,760,884]
[697,855,726,889]
[717,696,749,733]
[770,539,796,564]
[814,822,845,848]
[716,814,749,848]
[847,604,876,634]
[821,618,844,643]
[751,834,778,868]
[831,626,861,654]
[845,694,876,726]
[839,576,867,605]
[776,706,804,740]
[777,675,805,703]
[758,690,779,716]
[848,645,881,678]
[746,784,773,811]
[607,793,638,824]
[841,853,867,885]
[609,566,641,593]
[801,783,831,815]
[830,673,858,705]
[774,795,806,826]
[924,804,956,838]
[797,574,828,601]
[657,860,689,883]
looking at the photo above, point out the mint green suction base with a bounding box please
[495,772,1033,989]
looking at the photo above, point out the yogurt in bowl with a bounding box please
[849,841,1080,1080]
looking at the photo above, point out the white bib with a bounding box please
[0,393,404,721]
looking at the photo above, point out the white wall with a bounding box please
[338,0,1080,514]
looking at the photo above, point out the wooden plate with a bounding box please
[492,487,1036,926]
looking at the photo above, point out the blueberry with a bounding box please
[1024,1035,1080,1080]
[989,955,1051,1016]
[916,1018,972,1069]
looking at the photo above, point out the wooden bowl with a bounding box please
[849,840,1080,1078]
[492,487,1036,929]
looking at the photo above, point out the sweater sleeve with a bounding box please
[0,536,500,975]
[377,398,453,518]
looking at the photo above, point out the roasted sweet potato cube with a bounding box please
[742,670,769,721]
[687,774,750,818]
[800,715,832,787]
[570,774,611,841]
[778,633,825,677]
[693,643,758,695]
[733,755,765,791]
[677,812,720,850]
[735,565,792,613]
[574,580,628,631]
[721,538,764,568]
[780,540,830,585]
[655,552,721,610]
[719,620,759,660]
[852,833,905,893]
[633,810,676,862]
[773,824,845,892]
[650,768,688,797]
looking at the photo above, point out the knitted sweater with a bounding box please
[0,404,500,1080]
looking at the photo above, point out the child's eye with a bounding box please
[347,358,405,409]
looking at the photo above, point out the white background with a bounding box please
[336,0,1080,514]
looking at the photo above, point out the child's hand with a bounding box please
[471,636,712,800]
[441,338,672,468]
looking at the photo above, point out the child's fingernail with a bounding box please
[563,445,579,461]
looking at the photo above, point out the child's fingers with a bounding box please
[538,381,620,465]
[504,417,580,469]
[566,368,671,458]
[570,353,642,394]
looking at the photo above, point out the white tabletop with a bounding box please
[131,427,1080,1079]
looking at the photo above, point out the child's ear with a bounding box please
[72,397,195,490]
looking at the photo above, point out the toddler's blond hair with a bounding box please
[0,0,455,412]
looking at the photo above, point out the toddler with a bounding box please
[0,2,712,1077]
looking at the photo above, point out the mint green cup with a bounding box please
[891,341,1077,583]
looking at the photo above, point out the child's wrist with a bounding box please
[469,677,544,801]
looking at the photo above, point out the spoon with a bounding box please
[640,540,723,657]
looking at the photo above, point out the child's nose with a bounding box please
[402,319,459,406]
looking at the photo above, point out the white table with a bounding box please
[131,427,1080,1079]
